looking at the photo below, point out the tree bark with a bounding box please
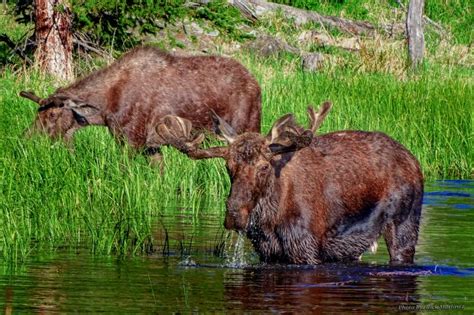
[406,0,424,67]
[34,0,73,82]
[228,0,376,36]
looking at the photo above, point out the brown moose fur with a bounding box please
[20,46,261,160]
[241,131,423,264]
[157,107,424,265]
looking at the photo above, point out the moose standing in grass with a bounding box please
[19,46,261,163]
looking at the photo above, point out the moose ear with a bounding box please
[210,109,237,144]
[267,113,313,156]
[19,90,43,105]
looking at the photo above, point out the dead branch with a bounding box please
[0,33,33,64]
[73,33,113,62]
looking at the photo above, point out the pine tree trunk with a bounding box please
[406,0,425,67]
[34,0,73,82]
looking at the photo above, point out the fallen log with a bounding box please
[227,0,376,36]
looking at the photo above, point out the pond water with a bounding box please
[1,181,473,313]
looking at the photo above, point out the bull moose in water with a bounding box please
[19,46,261,163]
[156,102,424,265]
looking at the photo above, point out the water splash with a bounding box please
[225,232,247,268]
[178,256,197,267]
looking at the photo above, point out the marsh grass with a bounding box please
[1,0,473,261]
[1,56,471,261]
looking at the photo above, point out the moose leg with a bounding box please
[383,190,422,265]
[383,214,420,265]
[143,147,164,168]
[370,185,421,265]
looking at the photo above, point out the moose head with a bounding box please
[157,102,332,231]
[19,90,102,140]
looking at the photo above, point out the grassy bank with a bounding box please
[1,0,473,261]
[1,56,472,261]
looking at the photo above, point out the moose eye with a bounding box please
[257,164,271,175]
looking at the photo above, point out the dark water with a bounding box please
[1,181,473,313]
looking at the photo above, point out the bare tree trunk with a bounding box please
[406,0,424,67]
[34,0,73,82]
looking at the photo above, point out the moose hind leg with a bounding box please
[383,220,419,264]
[383,199,422,264]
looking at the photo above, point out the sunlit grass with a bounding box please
[0,47,472,261]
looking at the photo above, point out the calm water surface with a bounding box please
[1,180,473,313]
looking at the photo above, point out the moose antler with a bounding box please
[266,114,313,155]
[265,101,332,155]
[156,115,228,160]
[19,90,70,109]
[307,101,332,133]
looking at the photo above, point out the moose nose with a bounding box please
[224,206,250,231]
[224,215,235,230]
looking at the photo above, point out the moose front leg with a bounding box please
[143,147,164,168]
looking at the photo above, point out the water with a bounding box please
[225,232,247,268]
[1,180,473,313]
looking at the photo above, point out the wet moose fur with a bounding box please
[157,103,424,265]
[20,46,261,160]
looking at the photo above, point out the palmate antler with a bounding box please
[156,101,333,160]
[156,115,228,159]
[266,101,332,153]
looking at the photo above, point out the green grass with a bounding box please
[0,1,472,262]
[0,55,472,261]
[270,0,473,45]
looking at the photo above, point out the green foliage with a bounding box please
[425,0,473,45]
[72,0,188,50]
[6,0,248,52]
[0,5,33,66]
[193,0,247,39]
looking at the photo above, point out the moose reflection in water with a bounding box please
[223,265,420,313]
[157,102,424,265]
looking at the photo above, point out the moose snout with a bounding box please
[224,206,250,231]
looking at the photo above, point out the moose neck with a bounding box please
[245,174,288,263]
